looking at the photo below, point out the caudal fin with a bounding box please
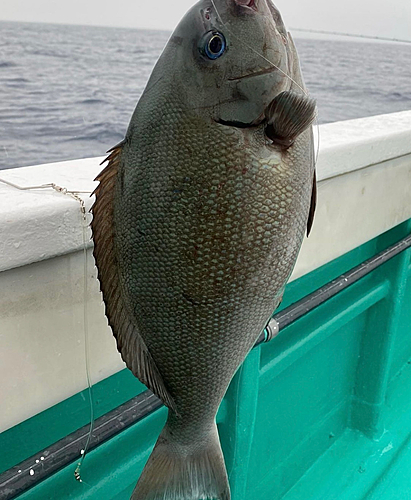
[130,422,230,500]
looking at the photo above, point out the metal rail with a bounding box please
[1,233,410,500]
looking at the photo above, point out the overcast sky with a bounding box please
[1,0,411,40]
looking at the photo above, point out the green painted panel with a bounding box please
[282,357,411,500]
[388,261,411,381]
[249,315,364,498]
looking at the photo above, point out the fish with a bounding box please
[91,0,317,499]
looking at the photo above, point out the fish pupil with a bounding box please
[209,35,222,55]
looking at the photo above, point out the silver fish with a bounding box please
[91,0,316,499]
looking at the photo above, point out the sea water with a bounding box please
[0,20,410,170]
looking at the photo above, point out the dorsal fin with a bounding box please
[91,141,177,413]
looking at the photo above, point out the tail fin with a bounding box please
[130,422,230,500]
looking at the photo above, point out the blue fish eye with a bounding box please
[201,31,227,60]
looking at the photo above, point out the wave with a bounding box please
[29,49,70,59]
[78,99,108,105]
[387,91,411,102]
[63,128,124,144]
[5,77,29,83]
[0,61,17,68]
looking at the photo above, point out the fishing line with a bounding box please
[74,197,94,484]
[0,177,95,484]
[210,0,321,166]
[211,0,306,96]
[290,27,411,44]
[0,178,90,194]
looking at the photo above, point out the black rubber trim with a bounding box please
[0,393,162,500]
[1,233,410,499]
[259,232,411,342]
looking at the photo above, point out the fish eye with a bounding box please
[201,31,227,60]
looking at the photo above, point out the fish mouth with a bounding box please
[228,65,277,81]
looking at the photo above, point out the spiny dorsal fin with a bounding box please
[91,141,177,413]
[265,91,317,148]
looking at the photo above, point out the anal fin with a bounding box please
[265,91,317,148]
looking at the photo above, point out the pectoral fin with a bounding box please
[265,91,317,148]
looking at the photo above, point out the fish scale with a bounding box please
[91,0,316,498]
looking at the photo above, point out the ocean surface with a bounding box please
[0,20,410,170]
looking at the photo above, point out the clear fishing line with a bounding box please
[291,27,411,44]
[211,0,307,95]
[75,198,94,484]
[0,177,95,483]
[210,0,321,166]
[208,4,323,476]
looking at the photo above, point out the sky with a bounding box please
[1,0,411,41]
